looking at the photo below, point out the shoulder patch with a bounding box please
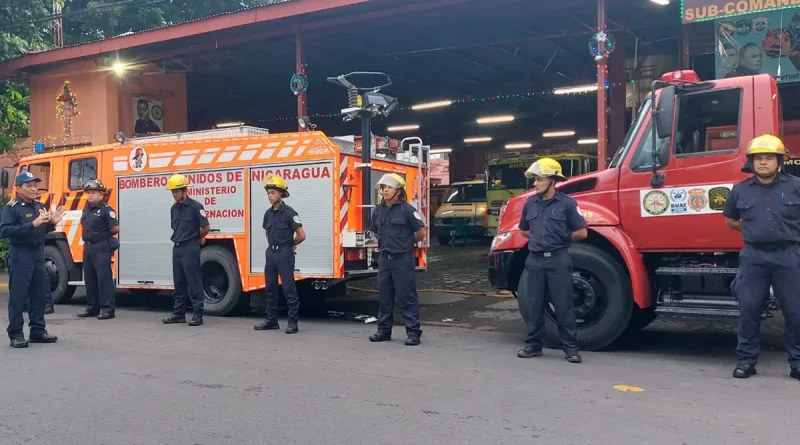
[199,209,206,218]
[6,200,17,207]
[413,211,422,220]
[109,210,116,219]
[293,215,301,224]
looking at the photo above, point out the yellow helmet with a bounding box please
[745,134,790,160]
[166,174,190,190]
[263,174,289,197]
[376,173,406,189]
[524,158,567,180]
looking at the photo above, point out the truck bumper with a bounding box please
[434,225,488,240]
[488,249,516,290]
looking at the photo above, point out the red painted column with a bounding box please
[296,32,308,130]
[596,0,607,170]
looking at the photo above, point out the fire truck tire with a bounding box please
[200,246,246,316]
[44,244,76,304]
[518,244,633,351]
[437,236,451,245]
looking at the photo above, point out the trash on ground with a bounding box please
[364,317,378,324]
[442,318,463,323]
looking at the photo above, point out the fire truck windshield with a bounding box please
[609,98,652,168]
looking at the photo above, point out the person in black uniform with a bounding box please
[254,175,306,334]
[724,134,800,380]
[1,172,66,348]
[77,179,119,320]
[517,158,587,363]
[161,174,210,327]
[368,173,426,346]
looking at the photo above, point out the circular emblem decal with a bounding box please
[642,190,669,216]
[687,188,707,212]
[129,145,147,172]
[707,186,731,211]
[670,189,687,202]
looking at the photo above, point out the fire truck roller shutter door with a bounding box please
[249,161,335,276]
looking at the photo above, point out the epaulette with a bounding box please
[6,200,17,207]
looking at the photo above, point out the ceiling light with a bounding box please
[411,100,452,110]
[112,61,127,76]
[543,130,575,138]
[578,138,599,145]
[387,124,420,132]
[553,84,598,95]
[505,142,532,149]
[464,136,493,143]
[650,0,669,5]
[215,121,244,128]
[430,148,452,154]
[476,115,515,125]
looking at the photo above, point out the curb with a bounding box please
[0,283,7,293]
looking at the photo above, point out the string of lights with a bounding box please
[256,81,633,123]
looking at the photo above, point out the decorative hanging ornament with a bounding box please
[589,31,615,63]
[55,81,79,136]
[290,73,309,96]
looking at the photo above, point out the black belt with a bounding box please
[529,248,567,258]
[746,242,799,252]
[269,244,292,251]
[381,251,410,260]
[84,239,106,245]
[173,240,196,247]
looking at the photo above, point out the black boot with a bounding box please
[285,321,298,334]
[565,352,582,364]
[188,316,203,326]
[9,337,28,348]
[254,320,280,330]
[44,305,54,315]
[29,332,58,344]
[517,346,543,358]
[733,364,757,378]
[162,314,186,324]
[404,336,420,346]
[97,312,115,320]
[369,332,392,342]
[790,368,799,380]
[77,310,98,318]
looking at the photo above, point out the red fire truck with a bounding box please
[489,70,787,350]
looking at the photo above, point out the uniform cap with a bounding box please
[15,171,42,185]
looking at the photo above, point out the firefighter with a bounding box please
[724,134,800,380]
[161,174,210,327]
[77,179,119,320]
[368,173,426,346]
[1,172,66,348]
[517,158,587,363]
[254,175,306,334]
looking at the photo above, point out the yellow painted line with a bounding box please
[613,385,644,392]
[347,286,514,298]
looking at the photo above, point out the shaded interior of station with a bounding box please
[99,0,686,180]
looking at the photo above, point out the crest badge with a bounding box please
[707,186,731,211]
[642,190,669,216]
[687,188,707,212]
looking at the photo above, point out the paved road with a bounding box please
[0,290,797,445]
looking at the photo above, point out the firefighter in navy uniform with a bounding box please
[517,158,588,363]
[723,134,800,381]
[1,172,66,348]
[161,174,210,327]
[77,179,119,320]
[254,175,306,334]
[368,173,426,346]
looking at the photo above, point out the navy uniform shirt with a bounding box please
[369,200,425,255]
[81,202,119,243]
[170,197,209,244]
[518,192,587,253]
[0,199,56,247]
[723,173,800,244]
[262,202,301,247]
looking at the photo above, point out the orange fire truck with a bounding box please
[12,126,430,315]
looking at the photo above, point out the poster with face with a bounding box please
[132,97,164,135]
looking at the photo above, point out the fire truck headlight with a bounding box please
[491,232,512,251]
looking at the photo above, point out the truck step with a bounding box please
[655,306,740,317]
[655,266,738,276]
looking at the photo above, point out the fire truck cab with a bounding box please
[489,70,782,350]
[13,127,430,316]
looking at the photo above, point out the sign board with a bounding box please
[684,0,800,24]
[639,184,734,218]
[714,7,800,83]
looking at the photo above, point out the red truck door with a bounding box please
[618,85,753,252]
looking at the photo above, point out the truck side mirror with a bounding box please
[0,170,8,189]
[655,85,676,139]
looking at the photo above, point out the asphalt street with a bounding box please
[0,286,797,445]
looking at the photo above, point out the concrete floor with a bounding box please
[0,289,796,445]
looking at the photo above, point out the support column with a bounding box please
[596,0,608,170]
[296,32,308,130]
[608,21,626,157]
[679,26,691,70]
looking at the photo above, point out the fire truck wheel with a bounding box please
[44,244,76,304]
[437,236,451,245]
[201,245,246,316]
[518,243,633,351]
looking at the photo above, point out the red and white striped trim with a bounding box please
[338,156,349,276]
